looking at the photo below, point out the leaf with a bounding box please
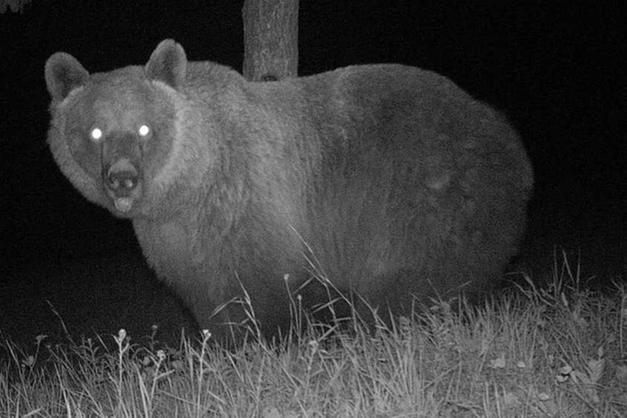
[586,358,605,384]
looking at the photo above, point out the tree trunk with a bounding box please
[242,0,299,81]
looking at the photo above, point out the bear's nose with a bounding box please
[107,169,137,191]
[103,159,139,195]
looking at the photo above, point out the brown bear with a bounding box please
[45,39,533,342]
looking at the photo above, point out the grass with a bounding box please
[1,253,625,417]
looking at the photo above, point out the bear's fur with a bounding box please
[45,39,533,342]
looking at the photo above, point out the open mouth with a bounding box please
[113,196,135,213]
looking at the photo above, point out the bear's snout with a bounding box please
[103,158,142,213]
[104,159,139,193]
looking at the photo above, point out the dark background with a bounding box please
[1,0,624,346]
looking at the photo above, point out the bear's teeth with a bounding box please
[114,197,133,213]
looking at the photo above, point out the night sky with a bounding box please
[0,0,624,345]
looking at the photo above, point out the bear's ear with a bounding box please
[145,39,187,90]
[45,52,89,101]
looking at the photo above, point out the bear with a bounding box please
[45,39,533,343]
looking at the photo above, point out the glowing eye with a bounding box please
[90,128,103,141]
[138,124,150,137]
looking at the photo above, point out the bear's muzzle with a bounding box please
[103,158,142,213]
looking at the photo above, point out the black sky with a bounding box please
[0,0,624,344]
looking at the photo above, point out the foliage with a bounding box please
[1,254,625,417]
[0,0,30,14]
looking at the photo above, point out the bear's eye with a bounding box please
[90,128,103,142]
[138,124,151,137]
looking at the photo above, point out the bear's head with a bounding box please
[44,40,190,218]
